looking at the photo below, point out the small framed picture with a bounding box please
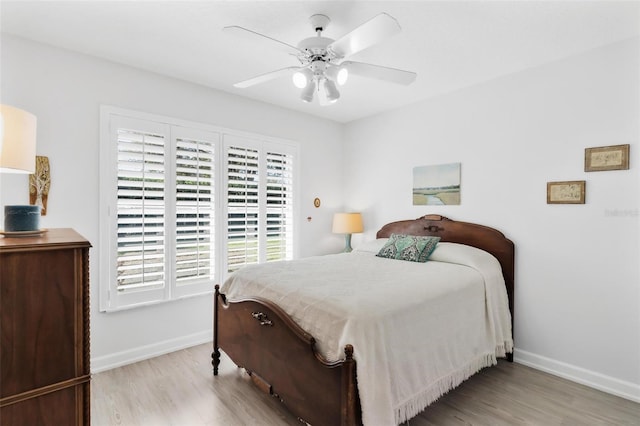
[547,181,585,204]
[585,144,629,172]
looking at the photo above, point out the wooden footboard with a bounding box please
[212,285,361,426]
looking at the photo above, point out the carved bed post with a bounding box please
[341,345,360,426]
[212,284,221,375]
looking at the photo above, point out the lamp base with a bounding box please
[343,233,353,253]
[4,205,41,232]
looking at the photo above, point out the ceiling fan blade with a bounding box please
[223,26,302,55]
[328,13,401,58]
[342,61,416,85]
[234,66,301,89]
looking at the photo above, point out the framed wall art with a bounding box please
[584,144,629,172]
[547,180,585,204]
[413,163,460,205]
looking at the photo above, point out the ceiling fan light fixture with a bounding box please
[292,72,307,89]
[292,68,312,89]
[300,79,316,103]
[323,79,340,103]
[325,65,349,86]
[336,67,349,86]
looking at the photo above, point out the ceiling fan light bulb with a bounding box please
[337,68,348,86]
[301,80,316,103]
[292,71,308,89]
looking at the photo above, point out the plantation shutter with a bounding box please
[174,127,218,295]
[224,136,296,274]
[101,107,297,311]
[226,142,260,273]
[114,118,168,306]
[265,151,294,262]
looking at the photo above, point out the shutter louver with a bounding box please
[116,129,166,292]
[175,136,215,285]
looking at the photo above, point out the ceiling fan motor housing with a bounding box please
[297,35,341,82]
[297,36,334,56]
[297,14,342,69]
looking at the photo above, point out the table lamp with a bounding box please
[0,104,39,232]
[332,212,363,253]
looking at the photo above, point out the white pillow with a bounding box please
[429,242,500,270]
[358,240,501,273]
[353,238,389,253]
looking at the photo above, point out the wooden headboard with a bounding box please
[377,214,515,349]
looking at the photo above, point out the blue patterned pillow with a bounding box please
[376,234,440,263]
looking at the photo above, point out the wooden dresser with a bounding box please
[0,228,91,426]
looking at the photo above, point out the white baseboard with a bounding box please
[514,348,640,403]
[91,330,213,374]
[91,337,640,404]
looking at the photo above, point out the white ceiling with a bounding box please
[1,1,639,123]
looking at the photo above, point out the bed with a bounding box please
[212,214,514,425]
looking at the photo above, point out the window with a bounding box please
[100,107,297,311]
[224,136,295,273]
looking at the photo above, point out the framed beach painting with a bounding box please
[413,163,461,205]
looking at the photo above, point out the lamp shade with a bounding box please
[332,213,363,234]
[300,79,316,103]
[0,105,37,174]
[323,79,340,103]
[326,65,349,86]
[292,68,312,89]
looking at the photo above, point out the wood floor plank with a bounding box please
[91,343,640,425]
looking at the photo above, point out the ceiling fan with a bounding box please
[223,13,417,105]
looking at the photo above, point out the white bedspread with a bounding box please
[221,241,513,425]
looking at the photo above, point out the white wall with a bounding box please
[344,37,640,401]
[0,35,345,371]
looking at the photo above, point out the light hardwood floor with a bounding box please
[91,343,640,425]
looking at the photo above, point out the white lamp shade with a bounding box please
[292,68,312,89]
[300,79,316,103]
[336,67,348,85]
[292,72,307,89]
[0,105,37,174]
[326,65,349,86]
[323,79,340,103]
[332,213,363,234]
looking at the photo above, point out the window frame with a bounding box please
[99,106,299,312]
